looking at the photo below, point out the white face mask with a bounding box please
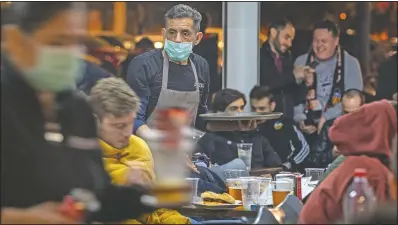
[24,45,83,92]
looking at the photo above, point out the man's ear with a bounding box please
[161,28,167,41]
[271,102,276,112]
[194,32,203,45]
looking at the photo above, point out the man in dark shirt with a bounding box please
[259,19,313,119]
[127,4,210,137]
[250,86,309,172]
[1,2,153,223]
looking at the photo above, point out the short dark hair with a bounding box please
[313,20,340,38]
[164,4,202,31]
[343,88,365,105]
[249,85,275,102]
[136,37,154,50]
[4,2,84,33]
[212,89,246,112]
[268,18,293,36]
[199,12,208,34]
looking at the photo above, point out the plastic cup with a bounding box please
[240,178,261,210]
[237,143,253,171]
[240,177,271,205]
[224,169,246,179]
[271,180,293,207]
[185,178,199,203]
[226,178,243,201]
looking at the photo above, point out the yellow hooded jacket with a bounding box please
[99,136,191,224]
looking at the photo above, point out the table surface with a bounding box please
[178,179,316,219]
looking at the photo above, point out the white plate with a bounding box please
[199,112,283,121]
[192,200,242,210]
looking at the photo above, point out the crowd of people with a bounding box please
[1,2,397,224]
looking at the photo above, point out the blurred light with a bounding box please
[154,42,163,49]
[124,41,133,49]
[390,37,397,44]
[339,13,347,20]
[114,46,121,51]
[346,29,355,35]
[380,32,388,41]
[217,41,224,50]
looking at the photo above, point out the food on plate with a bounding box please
[200,191,236,204]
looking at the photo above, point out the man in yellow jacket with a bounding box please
[89,77,191,224]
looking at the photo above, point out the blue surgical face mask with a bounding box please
[23,45,82,92]
[164,39,193,62]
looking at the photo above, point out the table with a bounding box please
[178,206,259,220]
[249,167,283,177]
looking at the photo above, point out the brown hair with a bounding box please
[88,77,140,119]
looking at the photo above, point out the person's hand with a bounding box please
[332,146,340,158]
[293,65,314,81]
[2,202,80,224]
[304,67,315,87]
[392,93,397,101]
[126,161,153,186]
[186,155,200,174]
[299,121,317,134]
[317,117,326,134]
[237,120,261,131]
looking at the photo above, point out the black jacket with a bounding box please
[308,118,336,168]
[195,131,282,169]
[76,60,111,95]
[1,55,153,222]
[376,53,397,100]
[259,118,309,166]
[259,42,303,119]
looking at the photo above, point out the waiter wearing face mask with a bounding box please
[127,4,210,137]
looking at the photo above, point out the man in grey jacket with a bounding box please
[293,20,363,136]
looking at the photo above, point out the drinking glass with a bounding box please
[240,178,261,210]
[226,178,243,201]
[271,180,293,207]
[185,178,200,203]
[237,143,253,171]
[224,169,246,179]
[240,177,271,206]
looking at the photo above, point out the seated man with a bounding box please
[308,88,365,168]
[196,88,282,169]
[89,77,191,224]
[250,86,309,172]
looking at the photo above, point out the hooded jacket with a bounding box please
[100,136,191,224]
[299,100,397,224]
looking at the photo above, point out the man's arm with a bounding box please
[262,137,282,167]
[287,124,310,165]
[323,56,363,121]
[126,58,151,137]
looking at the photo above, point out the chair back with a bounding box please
[277,194,303,224]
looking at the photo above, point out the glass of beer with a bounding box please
[271,180,293,207]
[226,178,243,201]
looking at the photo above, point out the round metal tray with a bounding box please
[199,112,283,121]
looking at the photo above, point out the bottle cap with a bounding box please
[354,168,367,177]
